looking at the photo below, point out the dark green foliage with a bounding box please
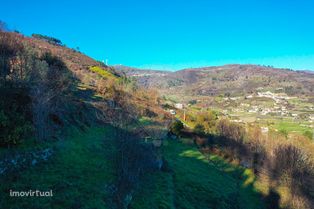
[188,99,197,105]
[170,120,184,136]
[40,52,71,88]
[161,103,172,109]
[194,123,205,135]
[224,92,231,97]
[32,34,63,45]
[0,31,73,144]
[193,111,218,134]
[0,88,33,147]
[264,189,280,209]
[41,52,66,68]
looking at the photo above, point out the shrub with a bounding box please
[0,88,33,147]
[194,123,205,135]
[188,100,197,105]
[170,120,184,136]
[195,111,218,134]
[30,53,72,141]
[272,144,312,192]
[0,110,32,146]
[216,119,245,143]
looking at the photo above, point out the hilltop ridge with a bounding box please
[116,64,314,97]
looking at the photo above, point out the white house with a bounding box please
[261,127,269,133]
[175,103,183,109]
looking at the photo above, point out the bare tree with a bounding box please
[30,60,51,141]
[29,53,70,141]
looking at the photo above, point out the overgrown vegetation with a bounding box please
[0,31,73,146]
[169,120,184,136]
[176,114,314,208]
[0,29,175,209]
[0,88,32,146]
[32,34,63,46]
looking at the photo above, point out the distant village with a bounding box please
[220,90,314,123]
[166,90,314,130]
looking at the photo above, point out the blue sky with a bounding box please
[1,0,314,71]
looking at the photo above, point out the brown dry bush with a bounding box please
[216,119,245,143]
[272,144,314,200]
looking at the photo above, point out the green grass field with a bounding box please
[131,139,265,209]
[272,121,312,133]
[0,126,117,209]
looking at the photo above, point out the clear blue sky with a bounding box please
[1,0,314,71]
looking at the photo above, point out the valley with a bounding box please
[0,30,313,209]
[2,0,314,208]
[118,65,314,141]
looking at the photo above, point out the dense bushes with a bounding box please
[214,119,314,208]
[193,123,205,135]
[0,32,34,146]
[30,52,72,141]
[0,31,73,145]
[169,120,184,136]
[0,88,32,147]
[216,119,245,143]
[194,111,218,134]
[273,144,313,192]
[180,114,314,208]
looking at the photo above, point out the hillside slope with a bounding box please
[0,32,288,209]
[116,64,314,98]
[0,31,170,208]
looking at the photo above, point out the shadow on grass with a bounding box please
[0,126,118,209]
[163,139,270,209]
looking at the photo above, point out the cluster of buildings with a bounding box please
[257,91,292,103]
[247,105,290,116]
[222,91,314,122]
[169,103,184,115]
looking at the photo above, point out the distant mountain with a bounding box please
[115,64,314,98]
